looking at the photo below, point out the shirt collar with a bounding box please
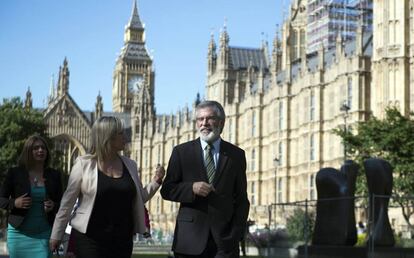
[200,137,221,152]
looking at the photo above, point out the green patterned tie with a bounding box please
[205,144,216,184]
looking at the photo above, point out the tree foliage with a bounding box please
[334,107,414,229]
[286,208,315,242]
[0,97,48,181]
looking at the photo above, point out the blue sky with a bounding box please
[0,0,284,114]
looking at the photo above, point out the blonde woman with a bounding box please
[49,116,165,258]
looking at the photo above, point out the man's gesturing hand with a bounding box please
[192,182,215,197]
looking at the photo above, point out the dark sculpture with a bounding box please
[364,158,395,247]
[312,160,358,245]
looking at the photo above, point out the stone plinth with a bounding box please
[297,245,414,258]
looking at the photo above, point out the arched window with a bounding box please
[277,178,283,203]
[157,145,161,164]
[252,111,256,137]
[310,174,316,200]
[279,101,283,130]
[145,149,148,168]
[251,149,256,171]
[310,91,315,121]
[291,30,299,59]
[310,134,315,161]
[300,29,306,57]
[347,76,352,108]
[251,182,256,205]
[278,142,283,165]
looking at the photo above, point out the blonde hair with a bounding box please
[90,116,124,162]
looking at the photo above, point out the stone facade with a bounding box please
[40,0,414,236]
[43,58,94,174]
[371,0,414,117]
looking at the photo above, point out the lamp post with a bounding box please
[264,157,280,256]
[340,101,350,162]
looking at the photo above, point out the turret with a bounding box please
[272,25,282,74]
[95,92,103,121]
[355,19,364,56]
[48,74,56,104]
[280,21,293,82]
[258,60,265,94]
[57,58,69,97]
[336,33,344,60]
[318,43,325,71]
[24,87,32,109]
[207,33,217,74]
[219,23,230,67]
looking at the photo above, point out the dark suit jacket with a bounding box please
[0,166,63,228]
[161,138,250,255]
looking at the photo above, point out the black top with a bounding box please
[0,166,63,228]
[86,163,136,241]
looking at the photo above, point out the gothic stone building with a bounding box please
[41,0,414,235]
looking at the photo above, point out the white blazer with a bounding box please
[50,155,160,241]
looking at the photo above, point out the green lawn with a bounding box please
[53,253,263,258]
[130,255,263,258]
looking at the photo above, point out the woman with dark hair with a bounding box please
[0,134,63,258]
[49,116,165,258]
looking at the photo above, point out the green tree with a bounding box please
[0,97,48,181]
[334,107,414,229]
[286,208,314,242]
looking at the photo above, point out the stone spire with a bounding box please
[207,32,217,74]
[127,0,143,30]
[261,33,270,67]
[48,74,56,103]
[194,93,201,107]
[95,92,103,120]
[57,57,69,96]
[356,18,364,56]
[336,33,344,59]
[318,42,325,71]
[272,24,282,74]
[219,20,229,49]
[208,32,217,57]
[24,87,32,109]
[219,20,230,67]
[124,0,145,44]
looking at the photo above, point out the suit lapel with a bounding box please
[213,140,229,186]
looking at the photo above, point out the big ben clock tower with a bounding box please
[112,0,154,113]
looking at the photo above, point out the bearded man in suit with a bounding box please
[161,100,249,258]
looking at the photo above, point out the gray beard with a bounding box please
[199,129,220,143]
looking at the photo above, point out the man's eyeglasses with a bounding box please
[196,116,218,123]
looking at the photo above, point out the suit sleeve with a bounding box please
[231,150,250,240]
[50,158,83,241]
[160,147,195,203]
[0,168,15,212]
[131,160,160,203]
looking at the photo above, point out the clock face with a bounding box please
[128,75,144,92]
